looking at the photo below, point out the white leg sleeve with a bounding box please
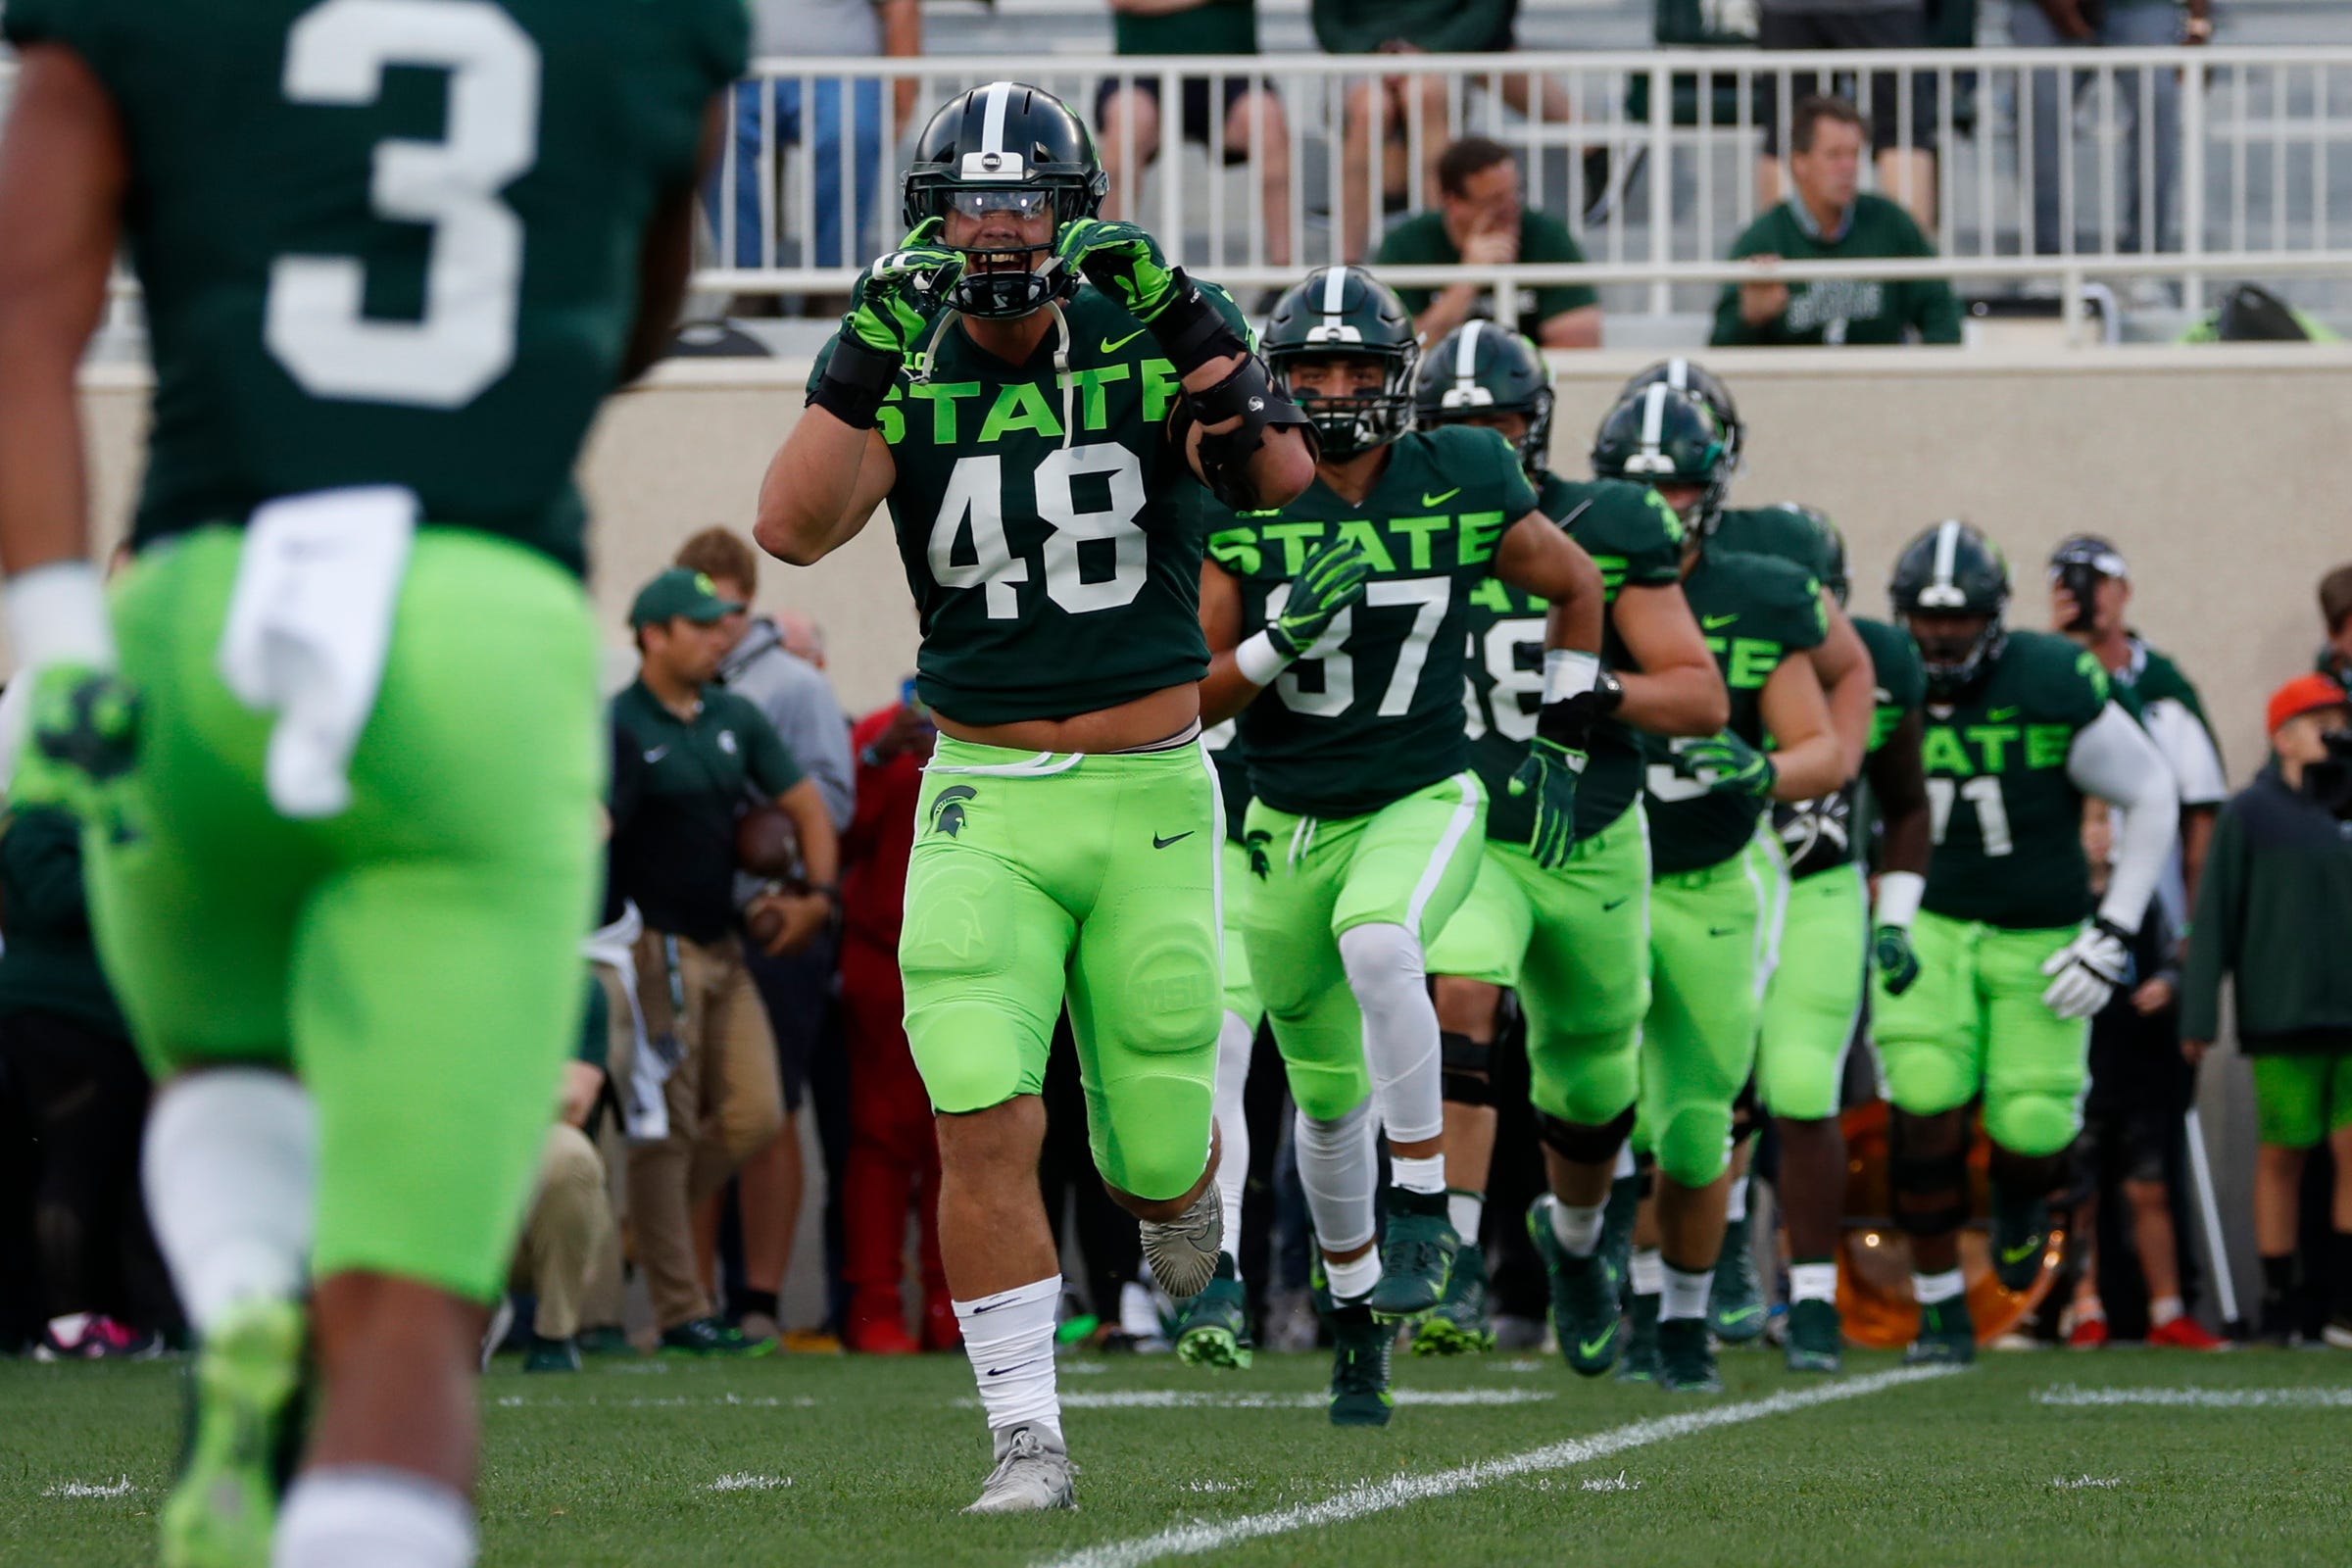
[274,1467,475,1568]
[1213,1009,1254,1271]
[1293,1101,1378,1255]
[143,1068,317,1334]
[1337,921,1445,1145]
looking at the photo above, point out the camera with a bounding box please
[2057,562,2103,633]
[2304,728,2352,821]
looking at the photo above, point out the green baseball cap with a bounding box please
[629,567,742,628]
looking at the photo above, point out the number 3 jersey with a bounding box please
[809,282,1250,727]
[1917,628,2111,930]
[1461,473,1685,846]
[1208,424,1540,819]
[2,0,747,575]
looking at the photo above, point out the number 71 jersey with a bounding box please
[1918,627,2112,930]
[2,0,749,576]
[1208,424,1540,819]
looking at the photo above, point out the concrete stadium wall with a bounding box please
[67,345,2352,1322]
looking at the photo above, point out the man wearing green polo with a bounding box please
[1377,137,1601,349]
[609,568,839,1356]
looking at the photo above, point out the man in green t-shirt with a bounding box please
[1096,0,1292,266]
[1376,137,1602,350]
[1711,96,1962,348]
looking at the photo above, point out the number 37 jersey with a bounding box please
[3,0,747,575]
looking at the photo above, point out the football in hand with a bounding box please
[735,804,801,879]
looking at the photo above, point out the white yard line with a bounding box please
[708,1473,792,1493]
[2035,1384,2352,1409]
[1019,1390,1555,1411]
[1038,1365,1961,1568]
[43,1477,136,1499]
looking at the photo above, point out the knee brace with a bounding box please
[1441,1030,1493,1107]
[1537,1104,1637,1166]
[1889,1114,1971,1239]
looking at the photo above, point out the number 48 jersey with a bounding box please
[3,0,747,575]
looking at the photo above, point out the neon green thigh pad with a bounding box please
[1757,863,1867,1121]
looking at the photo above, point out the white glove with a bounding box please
[2039,920,2132,1019]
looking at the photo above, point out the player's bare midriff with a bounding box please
[931,682,1200,755]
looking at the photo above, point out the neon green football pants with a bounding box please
[1221,838,1264,1029]
[87,525,603,1304]
[1756,862,1867,1122]
[1870,909,2090,1158]
[899,734,1222,1201]
[1424,804,1652,1128]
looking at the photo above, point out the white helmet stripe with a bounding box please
[1932,518,1962,594]
[1638,381,1667,455]
[1321,266,1350,316]
[1454,318,1484,380]
[978,80,1012,156]
[1667,358,1691,391]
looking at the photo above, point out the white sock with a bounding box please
[1613,1144,1637,1180]
[1324,1250,1382,1303]
[1725,1176,1748,1225]
[2150,1294,2184,1327]
[1630,1248,1664,1297]
[956,1276,1062,1440]
[1338,922,1444,1145]
[1390,1152,1446,1196]
[1789,1262,1838,1304]
[1212,1010,1254,1274]
[1661,1263,1712,1322]
[1294,1102,1378,1255]
[1446,1190,1485,1242]
[1547,1199,1606,1258]
[273,1466,474,1568]
[143,1069,317,1334]
[1914,1268,1965,1305]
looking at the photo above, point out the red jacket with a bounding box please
[842,704,926,952]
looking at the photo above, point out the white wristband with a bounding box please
[1542,648,1599,705]
[1874,869,1925,931]
[1236,628,1293,687]
[3,561,116,672]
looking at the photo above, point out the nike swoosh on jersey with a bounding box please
[643,746,670,763]
[1152,830,1195,849]
[1420,488,1462,508]
[1702,612,1740,630]
[1100,328,1149,354]
[1987,706,2022,721]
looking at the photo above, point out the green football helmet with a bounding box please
[901,81,1107,318]
[1889,518,2011,698]
[1619,359,1742,468]
[1261,266,1420,457]
[1410,320,1553,473]
[1590,384,1733,535]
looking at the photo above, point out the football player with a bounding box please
[1407,325,1728,1359]
[1199,268,1608,1424]
[1881,520,2179,1364]
[0,0,742,1562]
[1590,386,1850,1393]
[759,81,1316,1509]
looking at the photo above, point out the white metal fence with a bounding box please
[702,47,2352,316]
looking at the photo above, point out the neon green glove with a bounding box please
[1674,729,1778,799]
[1270,541,1370,658]
[12,662,140,838]
[839,219,963,363]
[1874,923,1923,996]
[1508,738,1587,870]
[1051,218,1183,321]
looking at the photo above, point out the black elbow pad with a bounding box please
[1168,353,1317,510]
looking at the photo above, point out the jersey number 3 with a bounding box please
[265,0,540,409]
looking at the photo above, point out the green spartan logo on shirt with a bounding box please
[929,786,978,838]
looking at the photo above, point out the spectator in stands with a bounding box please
[1753,0,1938,235]
[2317,564,2352,690]
[674,529,854,1346]
[1097,0,1294,267]
[837,688,955,1353]
[708,0,921,280]
[2182,675,2352,1348]
[1711,96,1961,347]
[2011,0,2209,258]
[1375,135,1601,349]
[504,976,619,1373]
[609,568,839,1354]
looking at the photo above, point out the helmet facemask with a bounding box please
[1270,345,1420,459]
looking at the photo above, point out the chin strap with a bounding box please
[1045,297,1075,450]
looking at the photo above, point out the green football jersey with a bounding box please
[808,283,1248,727]
[1642,549,1828,876]
[1774,614,1926,879]
[1210,424,1540,819]
[1917,628,2111,930]
[2,0,746,576]
[1463,473,1684,845]
[1713,504,1840,587]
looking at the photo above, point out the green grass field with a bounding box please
[5,1345,2348,1567]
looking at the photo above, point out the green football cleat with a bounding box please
[1327,1303,1395,1428]
[658,1316,775,1357]
[1657,1316,1724,1394]
[1709,1209,1766,1345]
[160,1297,306,1568]
[1784,1298,1844,1373]
[1905,1297,1978,1365]
[1174,1255,1254,1370]
[1990,1195,2053,1292]
[1528,1197,1620,1377]
[1365,1188,1457,1320]
[1615,1292,1661,1383]
[1598,1173,1641,1293]
[523,1335,582,1374]
[1410,1240,1495,1356]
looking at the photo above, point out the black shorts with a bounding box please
[2080,1014,2192,1186]
[1754,7,1940,156]
[1095,74,1273,165]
